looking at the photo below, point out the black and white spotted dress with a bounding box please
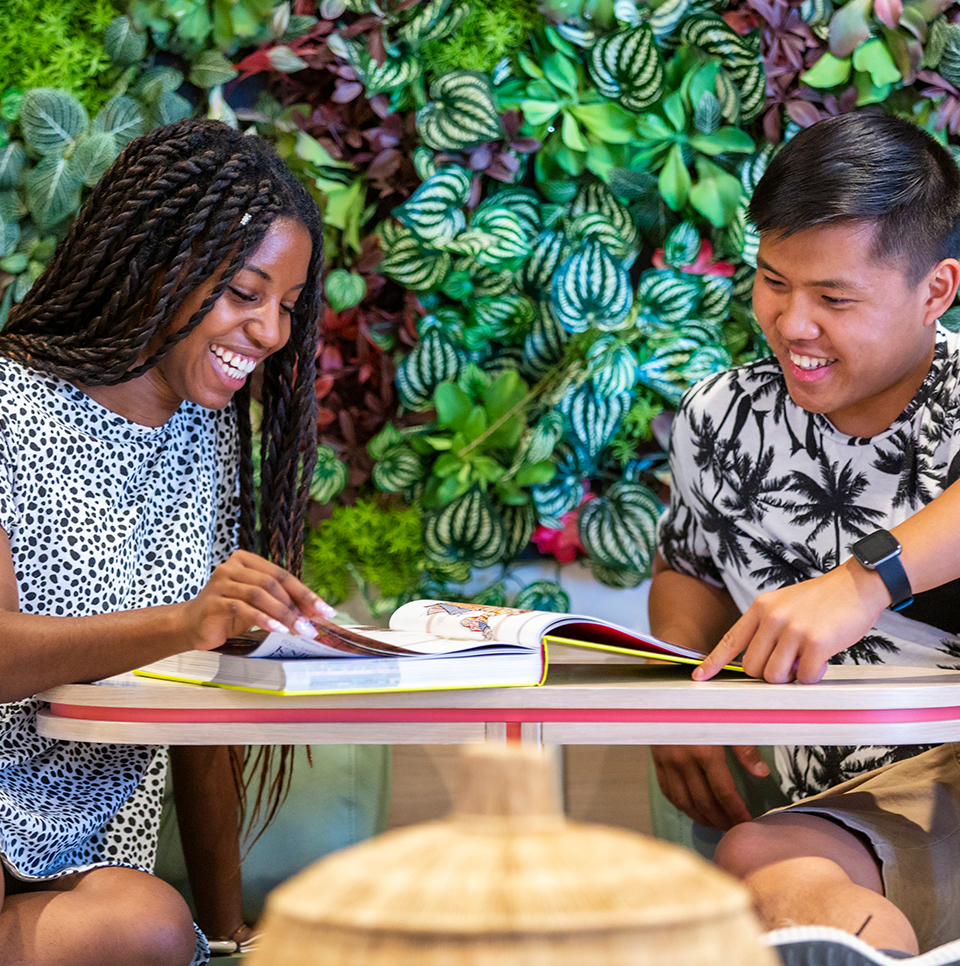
[0,356,239,965]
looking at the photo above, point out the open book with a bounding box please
[134,599,734,695]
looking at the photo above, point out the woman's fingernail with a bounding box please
[295,618,319,639]
[315,599,337,619]
[265,618,287,634]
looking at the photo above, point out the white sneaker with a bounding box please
[767,926,960,966]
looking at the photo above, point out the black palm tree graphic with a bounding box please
[693,482,750,570]
[786,459,885,562]
[721,447,790,523]
[873,429,945,510]
[937,637,960,670]
[827,634,898,666]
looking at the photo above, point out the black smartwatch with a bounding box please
[850,529,913,611]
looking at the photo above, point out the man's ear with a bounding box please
[923,258,960,325]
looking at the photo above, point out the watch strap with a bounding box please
[874,554,913,611]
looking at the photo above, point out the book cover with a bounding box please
[134,600,737,694]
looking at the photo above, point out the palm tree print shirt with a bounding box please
[658,326,960,800]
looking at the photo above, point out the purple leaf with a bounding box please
[332,81,364,102]
[468,144,493,169]
[828,0,872,57]
[873,0,902,28]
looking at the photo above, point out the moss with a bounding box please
[302,499,425,609]
[1,0,124,114]
[420,0,544,76]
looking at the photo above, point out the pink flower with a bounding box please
[652,239,736,277]
[531,492,595,563]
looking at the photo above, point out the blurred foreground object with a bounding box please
[248,743,778,966]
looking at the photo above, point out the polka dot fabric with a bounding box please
[0,356,240,965]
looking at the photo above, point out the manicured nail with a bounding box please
[295,618,319,639]
[265,618,287,633]
[314,597,336,619]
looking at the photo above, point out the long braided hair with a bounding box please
[1,118,324,831]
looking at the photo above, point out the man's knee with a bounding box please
[715,819,784,879]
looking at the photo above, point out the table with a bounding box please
[36,663,960,746]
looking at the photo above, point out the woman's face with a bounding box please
[148,217,314,416]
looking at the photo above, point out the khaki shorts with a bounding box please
[778,742,960,953]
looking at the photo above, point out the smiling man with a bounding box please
[649,111,960,960]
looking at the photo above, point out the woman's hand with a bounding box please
[178,550,336,651]
[692,561,891,684]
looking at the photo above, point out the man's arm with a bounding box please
[695,479,960,684]
[649,555,771,830]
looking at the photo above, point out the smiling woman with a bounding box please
[0,119,333,966]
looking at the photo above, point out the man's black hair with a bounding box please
[749,111,960,285]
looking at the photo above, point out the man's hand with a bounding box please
[650,744,770,829]
[693,561,891,684]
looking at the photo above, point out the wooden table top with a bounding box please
[36,663,960,746]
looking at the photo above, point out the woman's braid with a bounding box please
[1,118,325,833]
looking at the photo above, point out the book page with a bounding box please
[225,624,527,660]
[390,600,561,648]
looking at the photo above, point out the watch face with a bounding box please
[854,529,900,564]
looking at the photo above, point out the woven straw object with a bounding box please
[248,744,779,966]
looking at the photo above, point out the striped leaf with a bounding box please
[380,224,452,291]
[309,446,349,505]
[522,410,565,464]
[92,96,145,149]
[422,484,506,568]
[483,187,542,237]
[418,3,470,44]
[694,90,721,134]
[452,206,532,269]
[521,229,569,294]
[393,167,471,247]
[588,24,665,113]
[714,67,741,124]
[551,239,633,333]
[637,269,701,325]
[568,212,637,264]
[636,339,731,404]
[68,133,117,188]
[473,294,532,332]
[480,344,525,377]
[559,382,632,466]
[698,274,733,322]
[19,88,88,156]
[588,559,646,588]
[0,142,26,190]
[531,446,584,527]
[417,71,504,151]
[681,15,765,122]
[740,146,773,194]
[658,318,723,346]
[360,54,423,97]
[645,0,692,39]
[372,445,424,492]
[396,328,464,409]
[523,301,569,378]
[662,221,701,268]
[514,580,570,612]
[500,501,537,559]
[468,264,516,298]
[587,336,638,395]
[25,154,82,229]
[396,0,451,45]
[732,262,755,299]
[614,0,642,25]
[104,15,147,67]
[800,0,832,25]
[578,481,660,573]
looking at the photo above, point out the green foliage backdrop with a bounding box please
[4,0,959,613]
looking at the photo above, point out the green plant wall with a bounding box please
[3,0,960,613]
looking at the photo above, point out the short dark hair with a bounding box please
[749,111,960,285]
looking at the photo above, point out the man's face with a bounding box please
[753,222,939,438]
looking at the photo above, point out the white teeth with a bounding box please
[789,350,836,371]
[212,345,256,380]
